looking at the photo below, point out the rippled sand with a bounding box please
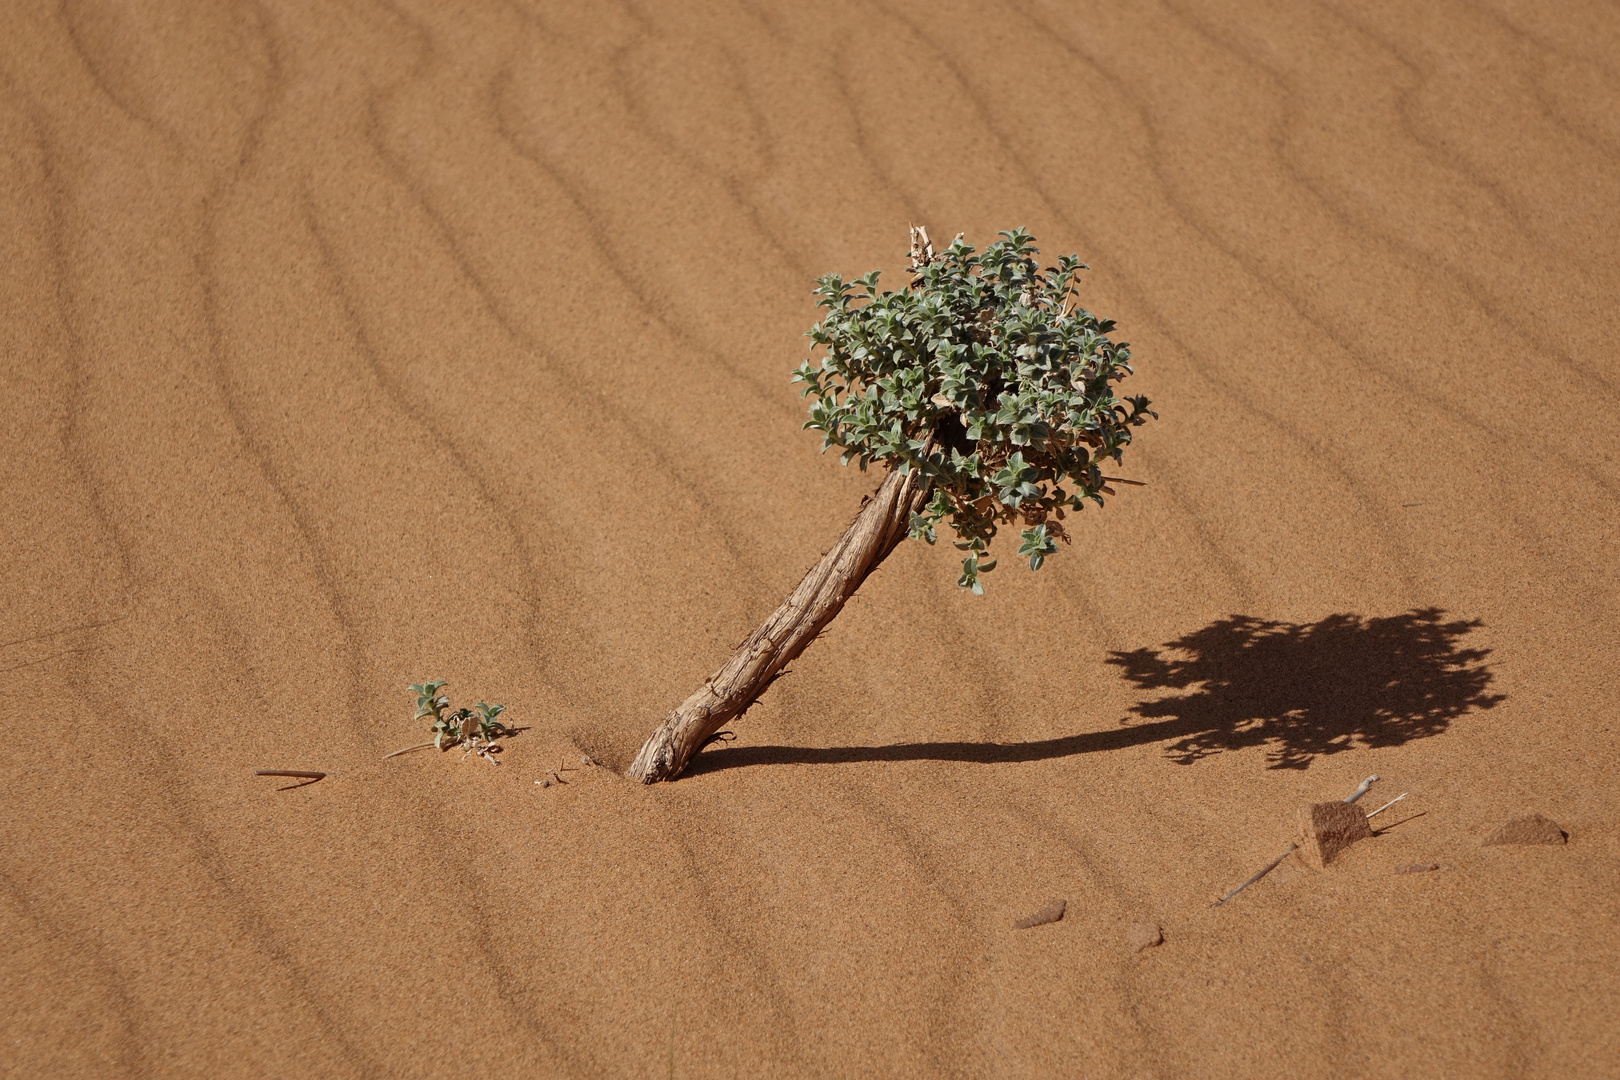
[3,2,1617,1076]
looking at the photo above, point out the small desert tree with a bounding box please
[628,227,1155,782]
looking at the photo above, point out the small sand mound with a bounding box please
[1297,801,1374,868]
[1128,922,1164,952]
[1482,815,1567,846]
[1014,899,1066,930]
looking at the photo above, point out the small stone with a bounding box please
[1395,863,1440,874]
[1296,800,1374,869]
[1127,922,1163,952]
[1013,899,1065,929]
[1481,814,1566,846]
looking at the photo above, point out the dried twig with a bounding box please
[1212,843,1297,907]
[382,742,437,760]
[907,224,936,283]
[254,770,327,779]
[698,730,736,753]
[1365,792,1407,819]
[1343,775,1380,804]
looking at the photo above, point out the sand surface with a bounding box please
[4,1,1618,1076]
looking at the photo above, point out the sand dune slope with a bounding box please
[3,1,1617,1076]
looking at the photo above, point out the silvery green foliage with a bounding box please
[409,681,510,762]
[793,229,1156,593]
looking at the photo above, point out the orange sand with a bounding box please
[3,1,1618,1076]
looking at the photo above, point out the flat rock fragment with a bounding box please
[1013,899,1066,929]
[1127,922,1163,952]
[1296,800,1374,869]
[1481,814,1566,846]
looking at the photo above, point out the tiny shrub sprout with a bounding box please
[391,681,512,764]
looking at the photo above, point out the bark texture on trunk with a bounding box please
[627,464,931,783]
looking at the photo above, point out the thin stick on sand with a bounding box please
[1364,792,1407,819]
[254,770,327,780]
[1343,775,1380,804]
[1211,843,1297,907]
[382,742,437,759]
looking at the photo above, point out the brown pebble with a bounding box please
[1395,863,1441,874]
[1296,800,1374,869]
[1127,922,1164,952]
[1481,814,1566,846]
[1013,899,1066,929]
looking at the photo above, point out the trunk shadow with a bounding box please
[687,608,1503,775]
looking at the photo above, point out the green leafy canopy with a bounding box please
[793,227,1156,593]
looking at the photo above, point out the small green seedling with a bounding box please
[385,682,512,764]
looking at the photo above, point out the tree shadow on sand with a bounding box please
[687,608,1502,775]
[1103,608,1503,769]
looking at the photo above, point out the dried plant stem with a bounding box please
[254,770,326,779]
[382,741,437,760]
[1365,792,1408,819]
[1343,775,1380,804]
[1212,843,1298,907]
[628,463,930,783]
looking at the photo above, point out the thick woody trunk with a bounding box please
[627,464,932,783]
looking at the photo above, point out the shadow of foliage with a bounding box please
[1105,608,1503,769]
[687,608,1501,775]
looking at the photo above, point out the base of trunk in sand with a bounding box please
[627,465,930,783]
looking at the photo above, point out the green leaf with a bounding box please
[1017,525,1058,570]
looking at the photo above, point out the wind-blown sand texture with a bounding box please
[3,1,1618,1076]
